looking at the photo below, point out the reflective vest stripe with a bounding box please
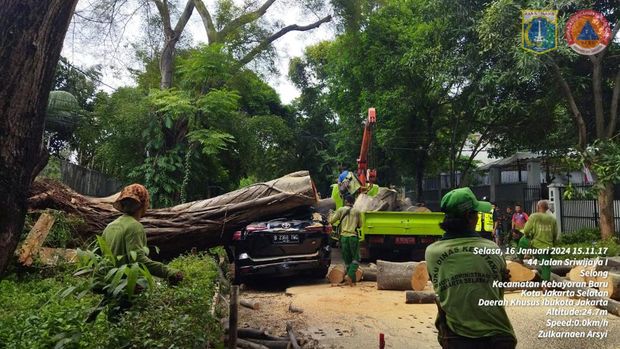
[476,211,494,232]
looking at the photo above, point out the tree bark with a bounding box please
[598,182,615,240]
[405,291,437,304]
[377,260,421,290]
[154,0,195,89]
[27,171,318,259]
[0,0,79,275]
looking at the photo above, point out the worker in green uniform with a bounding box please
[103,184,183,284]
[523,200,558,282]
[426,187,516,349]
[329,195,361,286]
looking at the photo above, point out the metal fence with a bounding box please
[558,184,620,234]
[60,159,123,197]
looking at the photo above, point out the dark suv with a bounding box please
[232,216,331,283]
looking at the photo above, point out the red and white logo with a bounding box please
[565,10,612,55]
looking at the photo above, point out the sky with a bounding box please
[62,0,335,104]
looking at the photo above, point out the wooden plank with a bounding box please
[17,212,56,266]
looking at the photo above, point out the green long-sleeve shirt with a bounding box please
[103,215,177,279]
[329,206,360,237]
[523,212,558,249]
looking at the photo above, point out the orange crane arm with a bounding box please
[357,108,377,188]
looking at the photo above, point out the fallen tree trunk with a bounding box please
[353,187,399,212]
[28,171,318,259]
[377,260,422,290]
[405,291,437,304]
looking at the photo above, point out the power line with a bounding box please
[61,59,118,91]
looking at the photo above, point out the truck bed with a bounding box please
[360,211,445,240]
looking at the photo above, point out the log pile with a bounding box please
[27,171,318,259]
[353,187,399,212]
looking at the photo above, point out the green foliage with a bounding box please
[556,228,620,259]
[45,212,85,249]
[72,236,155,309]
[0,254,222,349]
[38,157,62,180]
[560,227,601,244]
[581,140,620,186]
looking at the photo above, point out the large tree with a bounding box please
[0,1,79,274]
[477,0,619,237]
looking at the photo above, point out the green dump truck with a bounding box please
[358,211,445,260]
[330,184,445,261]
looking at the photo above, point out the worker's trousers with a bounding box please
[537,253,551,281]
[340,235,360,282]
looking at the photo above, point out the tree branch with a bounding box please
[609,69,620,138]
[597,20,620,58]
[152,0,172,34]
[546,56,587,150]
[218,0,277,41]
[238,15,332,67]
[174,0,195,36]
[590,55,606,138]
[193,0,217,43]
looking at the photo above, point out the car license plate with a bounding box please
[272,234,300,244]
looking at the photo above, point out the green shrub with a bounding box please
[560,227,601,244]
[0,254,223,349]
[46,212,86,248]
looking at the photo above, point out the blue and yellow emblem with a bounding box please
[522,10,558,54]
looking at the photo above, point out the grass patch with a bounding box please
[0,254,223,349]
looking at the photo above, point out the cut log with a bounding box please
[353,187,398,212]
[405,291,437,304]
[327,265,363,284]
[568,265,586,282]
[244,339,290,349]
[223,325,284,341]
[596,272,620,301]
[327,265,345,284]
[28,172,318,259]
[17,212,56,266]
[288,303,304,313]
[411,261,429,291]
[568,264,598,283]
[236,338,269,349]
[361,265,377,282]
[377,260,420,290]
[507,261,536,282]
[240,299,260,310]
